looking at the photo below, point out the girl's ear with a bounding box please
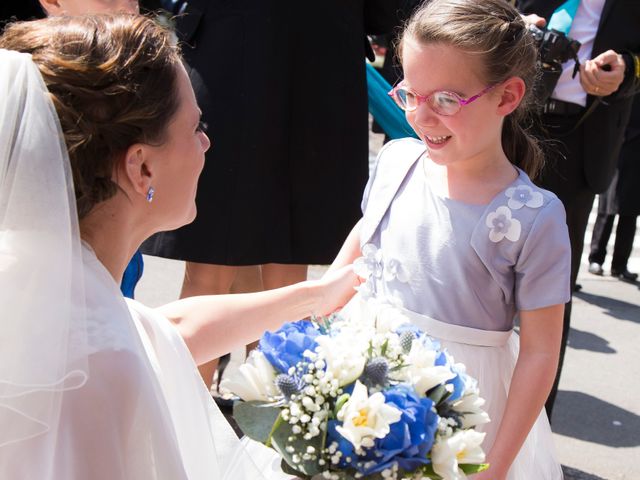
[496,76,526,116]
[120,144,153,200]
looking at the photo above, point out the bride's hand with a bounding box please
[311,264,361,316]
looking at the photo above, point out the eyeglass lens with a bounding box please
[395,88,461,115]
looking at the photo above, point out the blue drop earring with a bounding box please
[146,186,155,203]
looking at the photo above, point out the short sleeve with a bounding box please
[514,197,571,311]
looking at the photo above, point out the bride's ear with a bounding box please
[38,0,62,16]
[120,144,153,201]
[496,76,526,116]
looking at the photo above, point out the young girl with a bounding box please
[330,0,570,478]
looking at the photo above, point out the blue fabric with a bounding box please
[121,249,144,299]
[366,63,418,140]
[547,0,581,35]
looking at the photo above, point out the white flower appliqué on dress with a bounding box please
[505,185,543,210]
[353,244,409,303]
[486,206,521,243]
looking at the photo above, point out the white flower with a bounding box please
[355,278,375,300]
[431,430,486,480]
[383,258,410,283]
[335,381,402,452]
[314,332,368,387]
[397,340,456,395]
[452,390,491,429]
[486,206,521,242]
[219,350,279,402]
[505,185,543,210]
[353,243,383,280]
[450,375,490,428]
[354,244,409,284]
[375,304,411,334]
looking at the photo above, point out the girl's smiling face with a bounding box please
[401,39,507,169]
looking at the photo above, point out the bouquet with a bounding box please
[221,297,490,480]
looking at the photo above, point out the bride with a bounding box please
[0,14,357,479]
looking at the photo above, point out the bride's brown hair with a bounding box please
[0,14,182,218]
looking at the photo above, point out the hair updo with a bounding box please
[398,0,544,179]
[0,14,182,218]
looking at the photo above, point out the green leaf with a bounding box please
[334,393,350,415]
[280,459,311,479]
[427,384,450,405]
[381,338,389,356]
[459,463,489,474]
[270,419,325,477]
[233,401,281,443]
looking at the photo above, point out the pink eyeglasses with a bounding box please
[388,82,497,116]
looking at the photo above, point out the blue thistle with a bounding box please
[361,357,389,387]
[399,330,417,353]
[275,373,304,399]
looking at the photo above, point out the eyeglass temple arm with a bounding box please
[459,84,496,105]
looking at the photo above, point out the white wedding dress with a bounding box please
[0,48,289,479]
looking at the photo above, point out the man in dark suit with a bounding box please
[517,0,640,420]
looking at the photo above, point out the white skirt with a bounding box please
[401,308,564,480]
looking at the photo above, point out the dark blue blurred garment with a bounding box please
[121,250,144,299]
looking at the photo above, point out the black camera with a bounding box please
[528,24,581,105]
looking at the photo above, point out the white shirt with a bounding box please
[552,0,606,106]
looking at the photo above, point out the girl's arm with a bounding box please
[474,303,564,480]
[155,265,359,365]
[325,219,363,274]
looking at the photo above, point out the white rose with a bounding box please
[219,350,279,402]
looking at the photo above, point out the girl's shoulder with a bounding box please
[470,170,571,310]
[471,169,570,265]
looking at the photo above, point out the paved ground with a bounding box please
[136,128,640,479]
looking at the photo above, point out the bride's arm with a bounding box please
[325,219,363,274]
[155,265,358,365]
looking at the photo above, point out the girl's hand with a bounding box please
[312,265,360,316]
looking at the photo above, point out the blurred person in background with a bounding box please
[141,0,400,394]
[588,94,640,283]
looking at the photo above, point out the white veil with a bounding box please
[0,48,89,468]
[0,48,288,479]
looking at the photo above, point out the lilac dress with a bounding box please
[358,138,570,479]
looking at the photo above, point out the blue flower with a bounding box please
[435,351,465,402]
[327,385,439,475]
[258,320,320,374]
